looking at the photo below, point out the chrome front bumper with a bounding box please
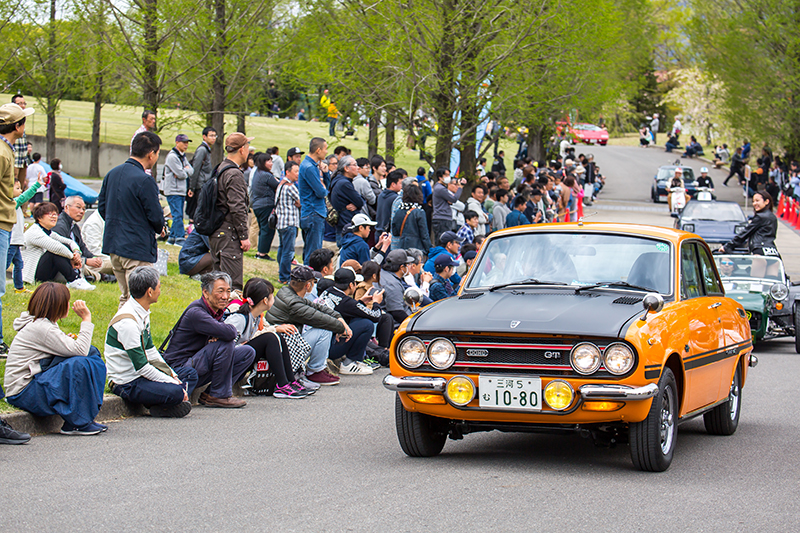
[384,375,659,401]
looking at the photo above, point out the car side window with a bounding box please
[697,245,724,296]
[680,243,702,299]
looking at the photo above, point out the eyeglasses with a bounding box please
[720,261,734,266]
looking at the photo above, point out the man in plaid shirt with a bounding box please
[11,95,32,186]
[276,160,301,283]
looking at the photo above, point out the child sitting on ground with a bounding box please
[7,174,45,294]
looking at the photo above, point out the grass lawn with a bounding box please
[0,241,285,414]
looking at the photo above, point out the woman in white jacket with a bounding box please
[22,202,95,290]
[3,283,107,435]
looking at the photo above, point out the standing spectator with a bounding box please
[47,159,67,213]
[163,134,194,245]
[286,146,304,165]
[270,146,285,178]
[131,109,156,151]
[429,254,459,301]
[4,283,107,435]
[187,127,217,220]
[10,95,33,189]
[327,100,339,137]
[25,152,45,213]
[250,152,280,261]
[741,139,751,161]
[416,166,432,203]
[163,271,255,408]
[392,184,431,252]
[53,196,113,283]
[367,155,386,202]
[297,108,306,121]
[0,102,34,358]
[465,183,489,236]
[491,150,506,176]
[297,137,329,265]
[98,131,166,306]
[105,267,198,417]
[329,155,364,244]
[354,157,377,216]
[670,116,682,141]
[650,113,660,144]
[320,89,331,115]
[492,188,511,231]
[208,132,252,290]
[275,160,301,284]
[431,168,462,244]
[376,170,402,233]
[506,195,531,227]
[724,147,746,186]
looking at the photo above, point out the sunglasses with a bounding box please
[720,261,734,266]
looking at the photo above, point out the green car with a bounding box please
[715,254,798,350]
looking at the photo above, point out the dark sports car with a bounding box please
[651,164,697,203]
[674,201,747,245]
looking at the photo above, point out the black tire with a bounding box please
[629,367,678,472]
[394,394,447,457]
[704,364,742,435]
[794,306,800,354]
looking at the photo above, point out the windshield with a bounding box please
[574,123,603,131]
[467,232,673,294]
[658,167,695,182]
[681,202,745,222]
[714,255,784,281]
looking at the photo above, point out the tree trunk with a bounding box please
[210,0,227,165]
[90,73,102,177]
[45,0,57,160]
[143,0,159,114]
[368,110,380,158]
[458,102,479,182]
[237,113,246,134]
[46,99,56,161]
[526,125,546,162]
[433,0,456,171]
[385,112,395,164]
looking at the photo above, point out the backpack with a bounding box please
[193,161,238,236]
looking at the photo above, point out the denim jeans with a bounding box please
[328,318,373,363]
[328,117,337,136]
[0,228,9,342]
[253,206,276,255]
[167,195,186,240]
[299,213,324,265]
[6,243,23,290]
[181,340,255,399]
[277,226,297,282]
[302,327,333,373]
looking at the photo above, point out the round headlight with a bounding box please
[428,338,457,370]
[603,343,635,375]
[397,337,426,368]
[769,283,789,301]
[570,343,601,374]
[446,376,475,406]
[544,380,574,410]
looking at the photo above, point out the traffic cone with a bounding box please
[787,200,796,225]
[777,195,785,218]
[793,201,800,229]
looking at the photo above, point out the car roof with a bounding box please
[489,221,696,246]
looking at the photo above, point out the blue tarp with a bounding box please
[38,162,99,205]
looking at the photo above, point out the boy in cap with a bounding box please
[430,254,459,301]
[338,213,391,267]
[423,230,464,287]
[163,134,194,245]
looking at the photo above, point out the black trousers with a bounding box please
[246,332,294,387]
[35,251,78,283]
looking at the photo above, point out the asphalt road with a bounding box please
[5,146,800,531]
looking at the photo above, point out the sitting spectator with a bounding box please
[375,249,414,326]
[338,213,391,267]
[713,144,730,168]
[54,196,114,283]
[457,210,479,244]
[225,277,312,399]
[492,188,510,232]
[178,230,213,278]
[3,283,107,435]
[506,195,531,227]
[265,265,350,386]
[22,202,95,290]
[105,266,198,417]
[47,158,67,212]
[665,134,680,153]
[424,230,464,288]
[392,184,431,252]
[319,268,387,374]
[404,248,433,300]
[682,136,704,158]
[430,254,459,301]
[354,260,380,300]
[162,271,255,408]
[306,247,336,299]
[456,244,477,278]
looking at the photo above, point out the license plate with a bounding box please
[479,375,541,411]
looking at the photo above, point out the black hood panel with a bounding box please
[409,290,641,338]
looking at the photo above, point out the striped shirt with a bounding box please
[275,179,300,229]
[13,134,31,168]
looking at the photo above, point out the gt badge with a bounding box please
[510,320,520,329]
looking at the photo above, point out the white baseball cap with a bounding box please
[351,213,376,227]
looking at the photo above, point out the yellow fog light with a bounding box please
[776,302,784,310]
[544,380,574,411]
[582,401,625,412]
[446,376,476,407]
[408,393,446,405]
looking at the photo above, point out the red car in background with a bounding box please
[571,123,609,145]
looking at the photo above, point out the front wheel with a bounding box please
[703,364,742,435]
[395,394,447,457]
[629,367,678,472]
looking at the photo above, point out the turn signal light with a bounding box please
[776,302,784,310]
[582,401,625,412]
[408,393,446,405]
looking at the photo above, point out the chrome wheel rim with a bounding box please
[729,373,740,420]
[660,386,675,454]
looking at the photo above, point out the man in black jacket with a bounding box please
[98,131,166,306]
[187,126,216,220]
[376,171,402,233]
[329,155,363,245]
[53,196,114,283]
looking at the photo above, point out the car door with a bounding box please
[680,241,725,413]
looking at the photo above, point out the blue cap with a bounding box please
[434,254,459,268]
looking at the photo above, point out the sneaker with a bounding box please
[0,342,8,358]
[273,383,307,399]
[362,357,381,370]
[0,418,31,445]
[95,422,108,432]
[67,278,96,291]
[306,369,340,386]
[297,375,321,392]
[149,401,192,418]
[290,380,316,396]
[340,361,374,375]
[60,422,103,436]
[255,254,275,261]
[14,288,31,294]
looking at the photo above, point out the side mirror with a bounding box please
[640,293,664,321]
[404,287,423,311]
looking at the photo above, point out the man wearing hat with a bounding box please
[286,147,304,165]
[163,134,194,245]
[209,132,253,291]
[375,249,416,326]
[423,230,464,288]
[430,254,459,301]
[339,213,391,267]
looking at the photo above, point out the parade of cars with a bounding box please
[384,222,756,472]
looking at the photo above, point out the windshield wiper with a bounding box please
[488,278,568,292]
[574,281,656,293]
